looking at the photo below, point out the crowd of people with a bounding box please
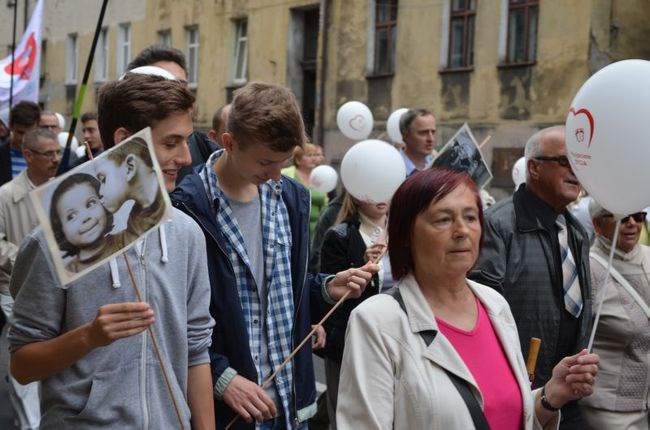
[0,43,647,430]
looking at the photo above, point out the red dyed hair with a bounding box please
[388,168,484,281]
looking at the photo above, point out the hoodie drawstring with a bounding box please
[159,223,168,263]
[109,258,121,288]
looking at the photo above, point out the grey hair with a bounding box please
[524,125,565,180]
[23,128,58,151]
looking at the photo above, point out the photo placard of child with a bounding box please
[30,127,171,285]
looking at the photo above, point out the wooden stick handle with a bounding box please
[479,135,492,149]
[526,337,542,384]
[124,254,187,430]
[226,254,384,429]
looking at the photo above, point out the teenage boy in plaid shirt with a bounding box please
[172,82,377,429]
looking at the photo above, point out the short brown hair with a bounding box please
[227,82,305,152]
[399,108,434,137]
[81,111,98,123]
[97,73,195,149]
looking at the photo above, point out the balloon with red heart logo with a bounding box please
[565,59,650,215]
[336,101,374,140]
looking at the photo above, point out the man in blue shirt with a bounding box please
[0,101,41,186]
[398,108,437,176]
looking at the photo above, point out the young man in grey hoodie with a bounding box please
[8,71,216,429]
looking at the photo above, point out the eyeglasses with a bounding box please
[40,124,59,131]
[28,148,62,160]
[533,156,571,168]
[603,212,647,224]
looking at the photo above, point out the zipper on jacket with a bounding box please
[137,238,150,430]
[291,222,311,426]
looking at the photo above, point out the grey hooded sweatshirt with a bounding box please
[9,208,214,429]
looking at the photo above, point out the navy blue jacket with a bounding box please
[171,171,323,429]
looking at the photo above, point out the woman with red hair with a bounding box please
[337,168,600,430]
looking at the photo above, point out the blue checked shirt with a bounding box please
[201,150,296,426]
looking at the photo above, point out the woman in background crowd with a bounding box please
[580,201,650,430]
[282,142,327,237]
[318,191,390,428]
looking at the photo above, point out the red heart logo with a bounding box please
[568,107,595,147]
[349,115,365,131]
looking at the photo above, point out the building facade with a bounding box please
[1,0,648,195]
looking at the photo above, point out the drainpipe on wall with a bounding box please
[317,0,330,147]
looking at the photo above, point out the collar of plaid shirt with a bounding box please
[201,150,296,425]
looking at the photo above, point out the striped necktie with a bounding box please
[557,215,583,317]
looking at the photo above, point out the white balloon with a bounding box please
[336,101,373,140]
[341,139,406,203]
[58,132,79,153]
[309,165,338,193]
[565,59,650,215]
[386,108,408,144]
[511,156,526,189]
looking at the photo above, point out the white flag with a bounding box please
[0,0,44,113]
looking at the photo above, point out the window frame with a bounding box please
[232,19,248,85]
[503,0,539,66]
[369,0,399,77]
[65,33,78,85]
[446,0,476,70]
[158,29,172,47]
[94,27,109,83]
[185,26,199,89]
[115,23,131,76]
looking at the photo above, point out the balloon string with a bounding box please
[587,218,621,351]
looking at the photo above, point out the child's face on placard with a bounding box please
[56,182,108,249]
[95,159,129,213]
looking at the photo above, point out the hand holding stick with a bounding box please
[225,252,385,429]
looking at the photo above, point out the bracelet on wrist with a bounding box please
[540,385,561,412]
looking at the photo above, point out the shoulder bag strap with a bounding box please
[590,252,650,318]
[382,288,491,430]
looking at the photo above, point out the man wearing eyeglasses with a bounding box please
[0,127,60,430]
[470,125,592,430]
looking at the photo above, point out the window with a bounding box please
[158,29,171,47]
[65,33,78,84]
[186,27,199,88]
[95,28,108,82]
[505,0,538,64]
[372,0,398,75]
[116,23,131,76]
[232,20,248,84]
[448,0,476,69]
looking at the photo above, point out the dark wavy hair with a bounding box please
[388,168,484,281]
[50,173,114,257]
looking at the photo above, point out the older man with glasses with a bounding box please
[0,127,60,430]
[470,125,593,430]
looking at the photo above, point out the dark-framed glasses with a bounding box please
[28,148,62,160]
[603,212,647,224]
[533,155,571,168]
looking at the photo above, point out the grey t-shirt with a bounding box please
[229,196,279,407]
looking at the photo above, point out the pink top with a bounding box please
[436,298,524,430]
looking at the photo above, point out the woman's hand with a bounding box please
[544,349,599,407]
[364,243,387,263]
